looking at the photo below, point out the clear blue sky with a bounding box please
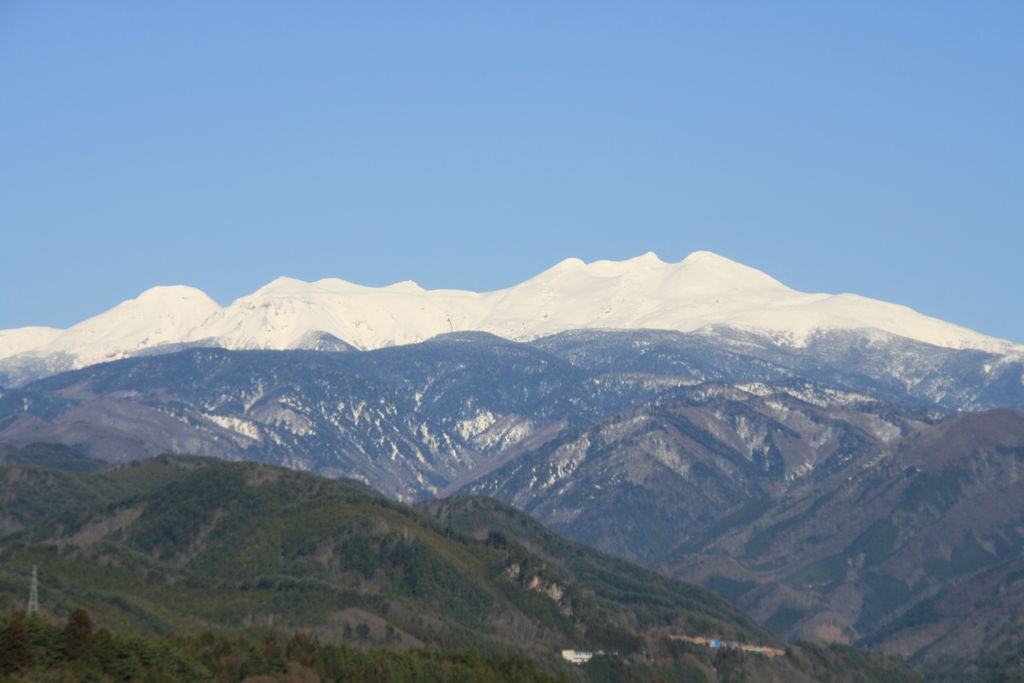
[2,2,1022,342]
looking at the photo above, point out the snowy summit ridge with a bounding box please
[1,251,1019,378]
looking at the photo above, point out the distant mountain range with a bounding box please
[2,329,1022,496]
[2,252,1020,385]
[2,253,1024,678]
[2,332,1024,673]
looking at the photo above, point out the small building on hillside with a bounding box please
[561,649,595,664]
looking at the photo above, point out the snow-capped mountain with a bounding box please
[2,252,1022,669]
[0,327,62,358]
[1,251,1020,384]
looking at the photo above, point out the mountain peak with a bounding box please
[385,279,424,292]
[539,252,665,277]
[251,276,309,296]
[633,250,663,262]
[584,251,667,272]
[680,249,731,265]
[134,284,219,306]
[675,251,791,292]
[1,252,1019,375]
[539,257,586,274]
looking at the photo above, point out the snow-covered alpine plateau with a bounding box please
[1,251,1020,385]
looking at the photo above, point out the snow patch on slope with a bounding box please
[204,414,262,442]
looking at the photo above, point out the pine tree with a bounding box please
[1,614,33,674]
[63,607,96,662]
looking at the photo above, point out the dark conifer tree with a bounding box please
[62,607,96,662]
[1,614,33,674]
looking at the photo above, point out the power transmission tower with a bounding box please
[26,565,40,615]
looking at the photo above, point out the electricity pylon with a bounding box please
[26,565,40,615]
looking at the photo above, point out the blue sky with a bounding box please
[2,2,1022,342]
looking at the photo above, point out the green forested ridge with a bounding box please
[422,496,770,644]
[0,610,565,682]
[0,610,929,683]
[0,443,105,473]
[0,453,923,681]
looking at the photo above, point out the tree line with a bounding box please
[0,610,569,683]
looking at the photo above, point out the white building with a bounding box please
[561,649,595,665]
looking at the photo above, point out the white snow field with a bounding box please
[2,251,1019,374]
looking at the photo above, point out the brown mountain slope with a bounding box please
[463,398,1024,673]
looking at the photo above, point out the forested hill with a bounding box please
[0,451,922,681]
